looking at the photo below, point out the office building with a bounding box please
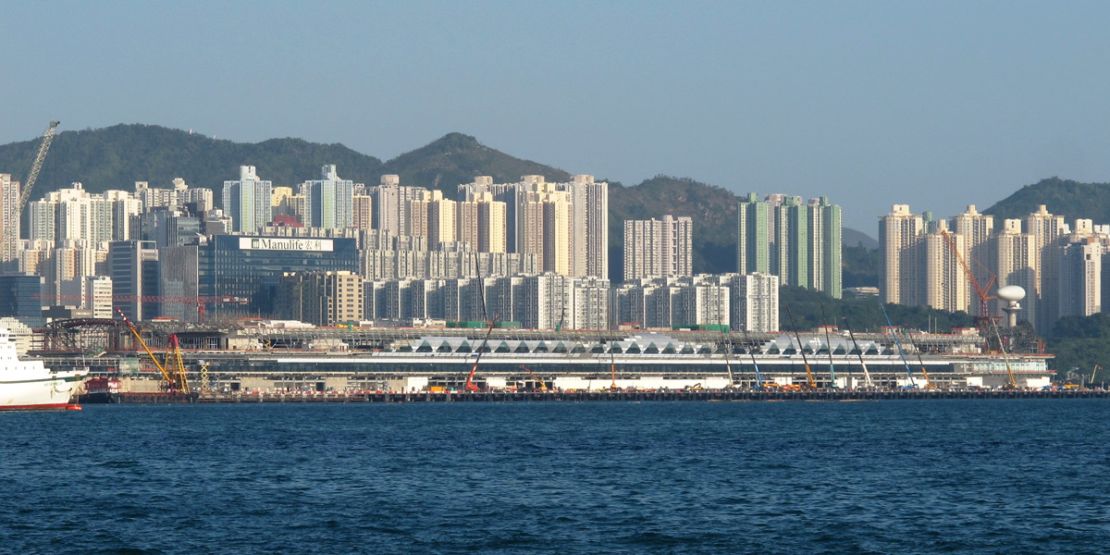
[198,235,360,318]
[108,240,160,321]
[278,270,364,326]
[159,245,201,322]
[0,274,44,327]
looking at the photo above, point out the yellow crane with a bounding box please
[116,308,190,393]
[783,305,818,389]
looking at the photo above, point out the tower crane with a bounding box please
[17,121,60,215]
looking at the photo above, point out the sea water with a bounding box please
[2,400,1108,553]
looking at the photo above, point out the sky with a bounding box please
[2,0,1110,232]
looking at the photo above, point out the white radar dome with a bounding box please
[997,285,1026,302]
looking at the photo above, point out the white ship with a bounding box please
[0,327,87,411]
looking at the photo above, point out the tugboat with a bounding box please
[0,327,88,411]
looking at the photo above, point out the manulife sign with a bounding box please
[238,237,334,252]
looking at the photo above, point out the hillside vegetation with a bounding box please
[985,177,1110,222]
[2,124,876,282]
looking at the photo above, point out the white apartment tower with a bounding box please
[1057,239,1101,319]
[923,220,969,313]
[562,175,608,279]
[0,174,19,266]
[995,219,1037,326]
[1025,205,1067,330]
[301,164,354,229]
[953,205,994,317]
[623,215,693,281]
[880,204,925,305]
[222,165,273,233]
[726,273,779,332]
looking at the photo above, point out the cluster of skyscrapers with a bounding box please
[881,203,1104,329]
[736,193,843,298]
[0,166,787,332]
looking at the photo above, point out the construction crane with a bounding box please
[990,320,1019,389]
[609,348,620,392]
[940,229,997,327]
[843,319,874,388]
[17,121,60,216]
[740,327,765,390]
[820,306,838,388]
[783,305,818,389]
[115,308,189,393]
[464,253,494,393]
[518,364,548,392]
[1090,364,1102,388]
[879,302,918,388]
[903,330,935,390]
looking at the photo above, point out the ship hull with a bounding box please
[0,371,88,411]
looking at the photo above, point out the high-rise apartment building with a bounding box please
[1025,205,1067,330]
[352,195,373,231]
[806,197,842,299]
[562,175,608,279]
[301,165,354,230]
[457,191,507,253]
[1057,239,1101,319]
[880,204,925,305]
[222,165,273,233]
[922,220,969,313]
[739,193,840,297]
[426,191,457,248]
[727,272,780,333]
[623,215,693,281]
[0,174,19,266]
[737,193,770,275]
[953,205,995,317]
[768,195,808,289]
[515,178,570,275]
[28,183,139,246]
[995,219,1037,325]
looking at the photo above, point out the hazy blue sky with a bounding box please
[2,0,1109,231]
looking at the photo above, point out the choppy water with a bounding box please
[2,400,1109,553]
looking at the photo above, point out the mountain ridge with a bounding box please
[1,123,874,281]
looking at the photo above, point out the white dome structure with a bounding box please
[997,285,1026,302]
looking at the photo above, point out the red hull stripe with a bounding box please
[0,403,72,412]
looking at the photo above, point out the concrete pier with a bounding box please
[83,388,1110,404]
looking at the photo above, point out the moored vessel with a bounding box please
[0,327,87,411]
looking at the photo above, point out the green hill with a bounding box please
[0,124,384,190]
[381,132,570,190]
[984,177,1110,222]
[1,123,879,282]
